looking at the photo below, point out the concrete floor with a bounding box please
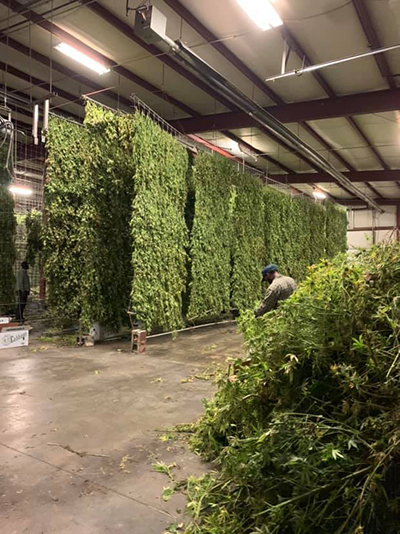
[0,324,244,534]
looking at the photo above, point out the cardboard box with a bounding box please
[0,329,29,349]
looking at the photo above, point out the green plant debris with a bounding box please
[39,334,77,347]
[165,523,184,533]
[162,486,177,502]
[159,433,175,443]
[184,243,400,534]
[152,461,177,479]
[181,365,225,384]
[202,344,217,353]
[151,377,163,384]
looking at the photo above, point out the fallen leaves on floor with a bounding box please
[202,343,217,353]
[151,377,163,383]
[164,523,184,533]
[119,455,133,473]
[162,486,176,502]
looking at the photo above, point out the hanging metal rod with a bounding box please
[265,42,400,82]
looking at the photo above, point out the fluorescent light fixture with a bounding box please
[9,185,33,196]
[55,42,110,75]
[237,0,283,31]
[313,190,327,200]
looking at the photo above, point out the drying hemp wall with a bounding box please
[81,102,135,331]
[0,142,16,314]
[43,109,348,332]
[188,153,347,319]
[43,117,88,323]
[188,154,234,320]
[230,170,265,311]
[131,113,189,332]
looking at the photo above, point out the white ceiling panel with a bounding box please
[278,1,386,94]
[308,117,384,170]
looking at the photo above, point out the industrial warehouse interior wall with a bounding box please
[43,106,347,332]
[0,144,16,314]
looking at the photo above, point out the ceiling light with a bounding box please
[237,0,283,31]
[313,190,327,200]
[9,185,33,196]
[55,42,110,75]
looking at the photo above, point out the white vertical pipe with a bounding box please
[42,99,49,142]
[32,104,39,145]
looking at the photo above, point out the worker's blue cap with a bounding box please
[262,264,279,278]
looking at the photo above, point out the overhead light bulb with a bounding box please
[236,0,283,31]
[313,190,327,200]
[55,42,110,75]
[9,185,33,196]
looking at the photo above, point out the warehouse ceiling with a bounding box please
[1,0,400,204]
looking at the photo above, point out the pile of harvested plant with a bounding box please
[185,243,400,534]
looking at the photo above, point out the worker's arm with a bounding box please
[254,285,280,317]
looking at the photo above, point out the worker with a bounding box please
[16,261,30,322]
[254,264,296,318]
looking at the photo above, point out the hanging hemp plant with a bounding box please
[0,141,16,314]
[264,186,300,278]
[188,153,234,320]
[264,188,347,282]
[43,116,88,323]
[131,112,189,332]
[25,209,43,268]
[231,169,265,311]
[81,101,135,331]
[308,200,328,265]
[325,201,348,257]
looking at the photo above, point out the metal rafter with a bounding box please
[0,0,299,175]
[79,0,327,174]
[0,30,134,111]
[351,0,397,89]
[281,26,393,193]
[272,170,400,184]
[0,0,200,117]
[169,88,400,131]
[159,0,355,195]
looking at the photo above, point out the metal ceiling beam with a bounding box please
[169,88,400,132]
[351,0,397,89]
[78,0,236,112]
[79,0,315,174]
[0,0,199,117]
[1,0,297,175]
[0,83,80,122]
[162,0,284,105]
[272,169,400,184]
[340,198,400,206]
[282,26,392,191]
[222,130,294,174]
[161,0,357,194]
[0,61,83,108]
[0,31,134,111]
